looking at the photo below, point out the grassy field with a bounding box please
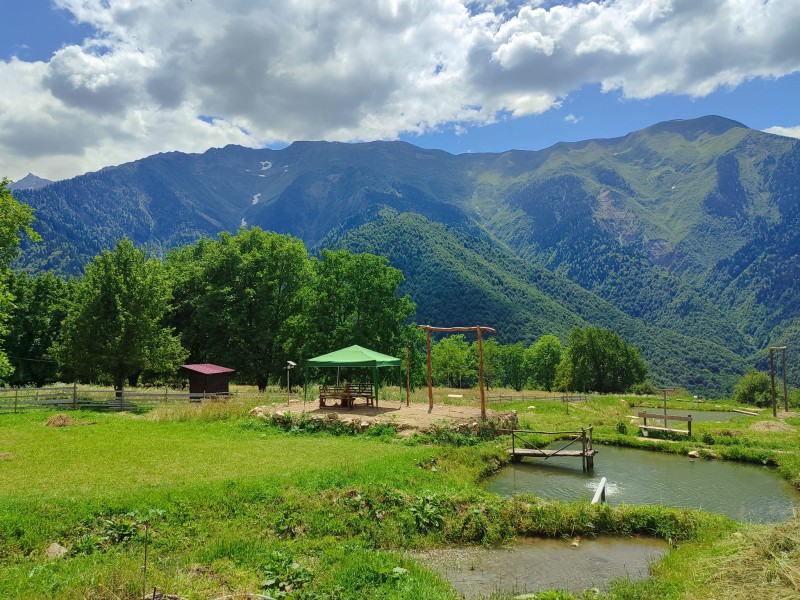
[0,390,798,599]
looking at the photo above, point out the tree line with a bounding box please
[1,179,649,394]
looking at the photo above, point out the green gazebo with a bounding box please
[305,345,402,407]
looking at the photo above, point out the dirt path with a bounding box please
[250,399,516,435]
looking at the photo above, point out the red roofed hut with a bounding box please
[181,364,236,397]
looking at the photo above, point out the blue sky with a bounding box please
[2,0,799,181]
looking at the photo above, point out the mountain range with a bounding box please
[12,115,800,395]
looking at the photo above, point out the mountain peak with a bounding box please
[641,115,748,140]
[10,173,54,191]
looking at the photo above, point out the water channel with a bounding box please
[487,444,800,522]
[413,536,667,599]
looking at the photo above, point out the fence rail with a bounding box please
[0,385,243,413]
[487,394,589,404]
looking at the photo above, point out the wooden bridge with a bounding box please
[637,411,692,436]
[506,426,597,472]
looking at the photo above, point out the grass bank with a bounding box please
[1,391,798,599]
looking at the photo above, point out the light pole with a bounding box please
[286,361,296,405]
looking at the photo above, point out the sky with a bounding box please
[1,0,799,183]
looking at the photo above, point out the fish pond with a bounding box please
[487,444,800,523]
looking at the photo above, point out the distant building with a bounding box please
[181,364,235,396]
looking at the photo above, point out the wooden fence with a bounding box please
[486,393,589,404]
[0,385,242,413]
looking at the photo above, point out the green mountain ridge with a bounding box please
[11,115,800,393]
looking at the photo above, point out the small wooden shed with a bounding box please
[181,364,235,396]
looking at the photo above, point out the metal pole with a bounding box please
[286,367,290,406]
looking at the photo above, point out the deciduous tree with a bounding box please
[302,249,415,359]
[559,326,647,393]
[5,272,72,386]
[168,228,309,391]
[55,238,186,393]
[0,179,39,380]
[524,334,563,391]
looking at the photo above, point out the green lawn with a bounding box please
[1,396,799,599]
[0,411,435,498]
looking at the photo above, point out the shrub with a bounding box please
[732,371,772,407]
[628,381,657,395]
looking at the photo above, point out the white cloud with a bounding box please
[1,0,799,180]
[564,113,581,124]
[764,125,800,139]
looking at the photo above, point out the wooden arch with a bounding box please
[419,325,497,419]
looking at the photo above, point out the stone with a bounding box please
[45,542,68,559]
[687,450,700,458]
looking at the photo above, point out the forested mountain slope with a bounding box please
[11,116,800,392]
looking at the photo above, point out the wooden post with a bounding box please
[782,347,789,412]
[477,326,486,420]
[511,430,516,457]
[14,388,18,414]
[663,389,668,428]
[418,324,497,415]
[425,327,433,413]
[73,382,78,409]
[406,340,410,407]
[770,348,777,417]
[581,427,586,472]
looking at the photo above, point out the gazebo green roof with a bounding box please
[306,345,401,368]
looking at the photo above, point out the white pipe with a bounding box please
[591,477,607,504]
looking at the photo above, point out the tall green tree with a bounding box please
[0,178,39,380]
[302,249,415,359]
[168,228,309,391]
[431,334,475,388]
[55,238,186,393]
[559,326,647,393]
[471,337,504,391]
[502,342,527,391]
[5,272,72,387]
[524,334,563,391]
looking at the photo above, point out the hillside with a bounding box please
[11,116,800,392]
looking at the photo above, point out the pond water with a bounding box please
[412,536,666,599]
[487,445,800,523]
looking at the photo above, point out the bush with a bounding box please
[732,371,772,407]
[628,381,657,395]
